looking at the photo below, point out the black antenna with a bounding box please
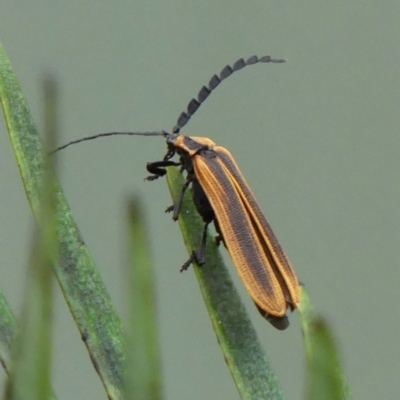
[172,55,286,133]
[52,54,285,153]
[50,130,166,154]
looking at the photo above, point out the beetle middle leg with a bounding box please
[180,221,210,272]
[165,179,191,220]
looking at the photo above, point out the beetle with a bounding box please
[54,55,301,329]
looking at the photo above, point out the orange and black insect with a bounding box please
[54,55,301,329]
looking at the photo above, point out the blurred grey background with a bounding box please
[1,1,399,399]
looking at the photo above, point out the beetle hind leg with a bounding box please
[213,219,226,248]
[165,205,174,213]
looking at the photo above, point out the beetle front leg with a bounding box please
[145,160,180,181]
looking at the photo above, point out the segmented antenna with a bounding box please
[51,54,285,153]
[172,55,286,133]
[50,130,166,154]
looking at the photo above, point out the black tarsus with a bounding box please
[180,252,195,273]
[165,205,174,213]
[172,54,286,134]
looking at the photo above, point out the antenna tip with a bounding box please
[259,55,287,64]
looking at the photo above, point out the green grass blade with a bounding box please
[0,291,18,374]
[0,41,125,399]
[4,75,59,400]
[6,226,55,400]
[299,288,353,400]
[125,197,163,400]
[166,168,285,400]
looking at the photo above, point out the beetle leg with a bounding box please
[213,219,226,248]
[145,160,180,181]
[165,179,191,217]
[180,252,195,272]
[195,221,209,265]
[180,221,210,272]
[168,180,191,221]
[215,234,223,247]
[165,205,174,213]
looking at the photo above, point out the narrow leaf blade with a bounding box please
[125,197,163,400]
[0,292,18,375]
[6,75,59,400]
[0,40,124,399]
[299,287,353,400]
